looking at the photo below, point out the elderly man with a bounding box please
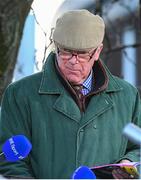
[0,9,140,179]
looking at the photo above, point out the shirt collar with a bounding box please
[82,70,93,91]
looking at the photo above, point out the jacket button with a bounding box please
[80,129,84,132]
[93,124,97,129]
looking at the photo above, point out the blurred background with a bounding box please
[0,0,141,103]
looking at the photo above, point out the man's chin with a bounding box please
[67,77,83,85]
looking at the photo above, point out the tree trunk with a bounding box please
[0,0,33,103]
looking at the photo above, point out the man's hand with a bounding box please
[112,159,139,179]
[119,159,131,164]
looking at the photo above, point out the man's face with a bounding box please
[56,45,103,85]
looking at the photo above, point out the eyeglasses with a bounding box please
[57,47,97,63]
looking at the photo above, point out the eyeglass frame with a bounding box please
[56,47,97,63]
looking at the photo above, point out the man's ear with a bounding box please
[94,43,103,61]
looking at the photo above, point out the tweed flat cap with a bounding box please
[53,9,105,51]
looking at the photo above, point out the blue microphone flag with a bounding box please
[2,135,32,162]
[72,166,96,179]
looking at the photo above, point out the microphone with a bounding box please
[123,123,141,178]
[0,135,32,162]
[72,166,96,179]
[123,123,141,145]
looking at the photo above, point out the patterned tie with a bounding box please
[73,85,84,99]
[73,84,85,111]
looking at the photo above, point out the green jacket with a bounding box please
[0,52,140,179]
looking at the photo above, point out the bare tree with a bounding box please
[0,0,33,102]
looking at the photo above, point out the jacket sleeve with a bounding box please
[118,90,141,163]
[0,84,34,178]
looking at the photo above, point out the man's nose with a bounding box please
[69,55,78,64]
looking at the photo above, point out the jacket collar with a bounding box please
[39,52,123,94]
[39,52,65,94]
[104,63,123,93]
